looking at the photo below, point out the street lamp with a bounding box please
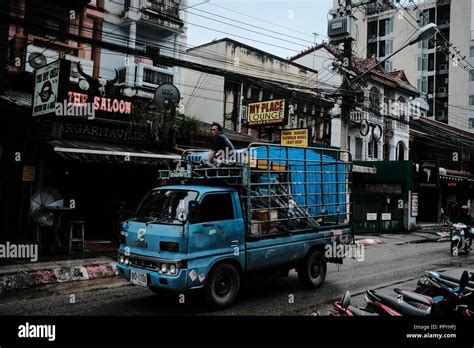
[351,23,438,84]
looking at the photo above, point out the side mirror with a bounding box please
[459,271,469,293]
[341,290,351,309]
[188,200,200,223]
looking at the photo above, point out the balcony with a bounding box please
[124,0,184,33]
[395,120,408,131]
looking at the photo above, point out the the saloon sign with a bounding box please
[247,99,286,126]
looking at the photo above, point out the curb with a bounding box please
[355,237,384,246]
[0,262,118,293]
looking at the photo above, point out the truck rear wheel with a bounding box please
[204,263,240,309]
[297,250,327,289]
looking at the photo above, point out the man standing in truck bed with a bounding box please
[208,122,235,164]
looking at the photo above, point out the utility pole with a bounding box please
[340,0,354,153]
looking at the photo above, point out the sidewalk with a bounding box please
[355,229,451,246]
[0,241,117,294]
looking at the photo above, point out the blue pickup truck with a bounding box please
[117,144,352,308]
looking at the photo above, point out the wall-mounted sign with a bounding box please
[32,60,61,116]
[247,99,286,126]
[381,213,392,221]
[66,91,132,115]
[281,129,308,147]
[367,213,377,221]
[60,120,146,143]
[22,166,36,182]
[417,161,438,188]
[410,192,418,217]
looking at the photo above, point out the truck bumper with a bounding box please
[116,263,189,292]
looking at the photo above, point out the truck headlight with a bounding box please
[169,264,176,274]
[119,256,124,264]
[124,258,130,265]
[161,263,168,273]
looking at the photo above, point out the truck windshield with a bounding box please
[134,190,198,225]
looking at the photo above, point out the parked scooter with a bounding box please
[450,223,474,256]
[366,271,473,316]
[330,291,379,316]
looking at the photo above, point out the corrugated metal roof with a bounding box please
[0,89,32,108]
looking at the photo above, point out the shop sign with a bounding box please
[381,213,392,221]
[61,121,146,143]
[410,192,418,217]
[418,161,438,188]
[247,99,286,126]
[281,129,308,147]
[66,92,132,115]
[32,61,61,116]
[22,166,36,182]
[366,213,377,221]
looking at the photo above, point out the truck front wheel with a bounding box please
[297,250,327,289]
[204,263,240,309]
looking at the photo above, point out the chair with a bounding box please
[66,220,85,253]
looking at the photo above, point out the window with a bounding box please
[196,193,234,223]
[469,119,474,129]
[470,70,474,81]
[470,47,474,57]
[418,40,429,49]
[355,138,363,160]
[368,137,379,159]
[386,17,394,34]
[385,40,394,56]
[417,77,428,93]
[369,87,381,114]
[470,96,474,106]
[417,55,428,71]
[385,60,393,72]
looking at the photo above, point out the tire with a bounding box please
[297,250,327,289]
[204,263,240,309]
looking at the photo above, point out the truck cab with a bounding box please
[117,144,352,309]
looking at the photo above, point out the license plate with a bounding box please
[130,270,148,286]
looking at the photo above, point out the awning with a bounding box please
[49,140,180,165]
[353,165,377,174]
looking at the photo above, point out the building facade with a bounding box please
[336,0,474,132]
[100,0,188,100]
[182,38,334,146]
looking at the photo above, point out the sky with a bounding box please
[186,0,334,59]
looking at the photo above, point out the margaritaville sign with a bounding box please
[247,99,286,126]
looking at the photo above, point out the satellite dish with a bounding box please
[153,84,181,109]
[28,52,48,69]
[70,61,80,78]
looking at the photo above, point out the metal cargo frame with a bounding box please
[158,143,352,237]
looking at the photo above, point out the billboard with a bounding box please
[247,99,286,126]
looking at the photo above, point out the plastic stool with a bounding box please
[67,220,85,253]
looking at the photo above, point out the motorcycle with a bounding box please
[330,290,379,316]
[331,271,473,317]
[450,223,474,256]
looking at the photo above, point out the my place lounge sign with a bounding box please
[247,99,287,126]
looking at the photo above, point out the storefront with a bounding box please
[27,59,180,247]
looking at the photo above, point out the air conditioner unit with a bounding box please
[66,55,94,83]
[25,45,60,72]
[328,15,357,43]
